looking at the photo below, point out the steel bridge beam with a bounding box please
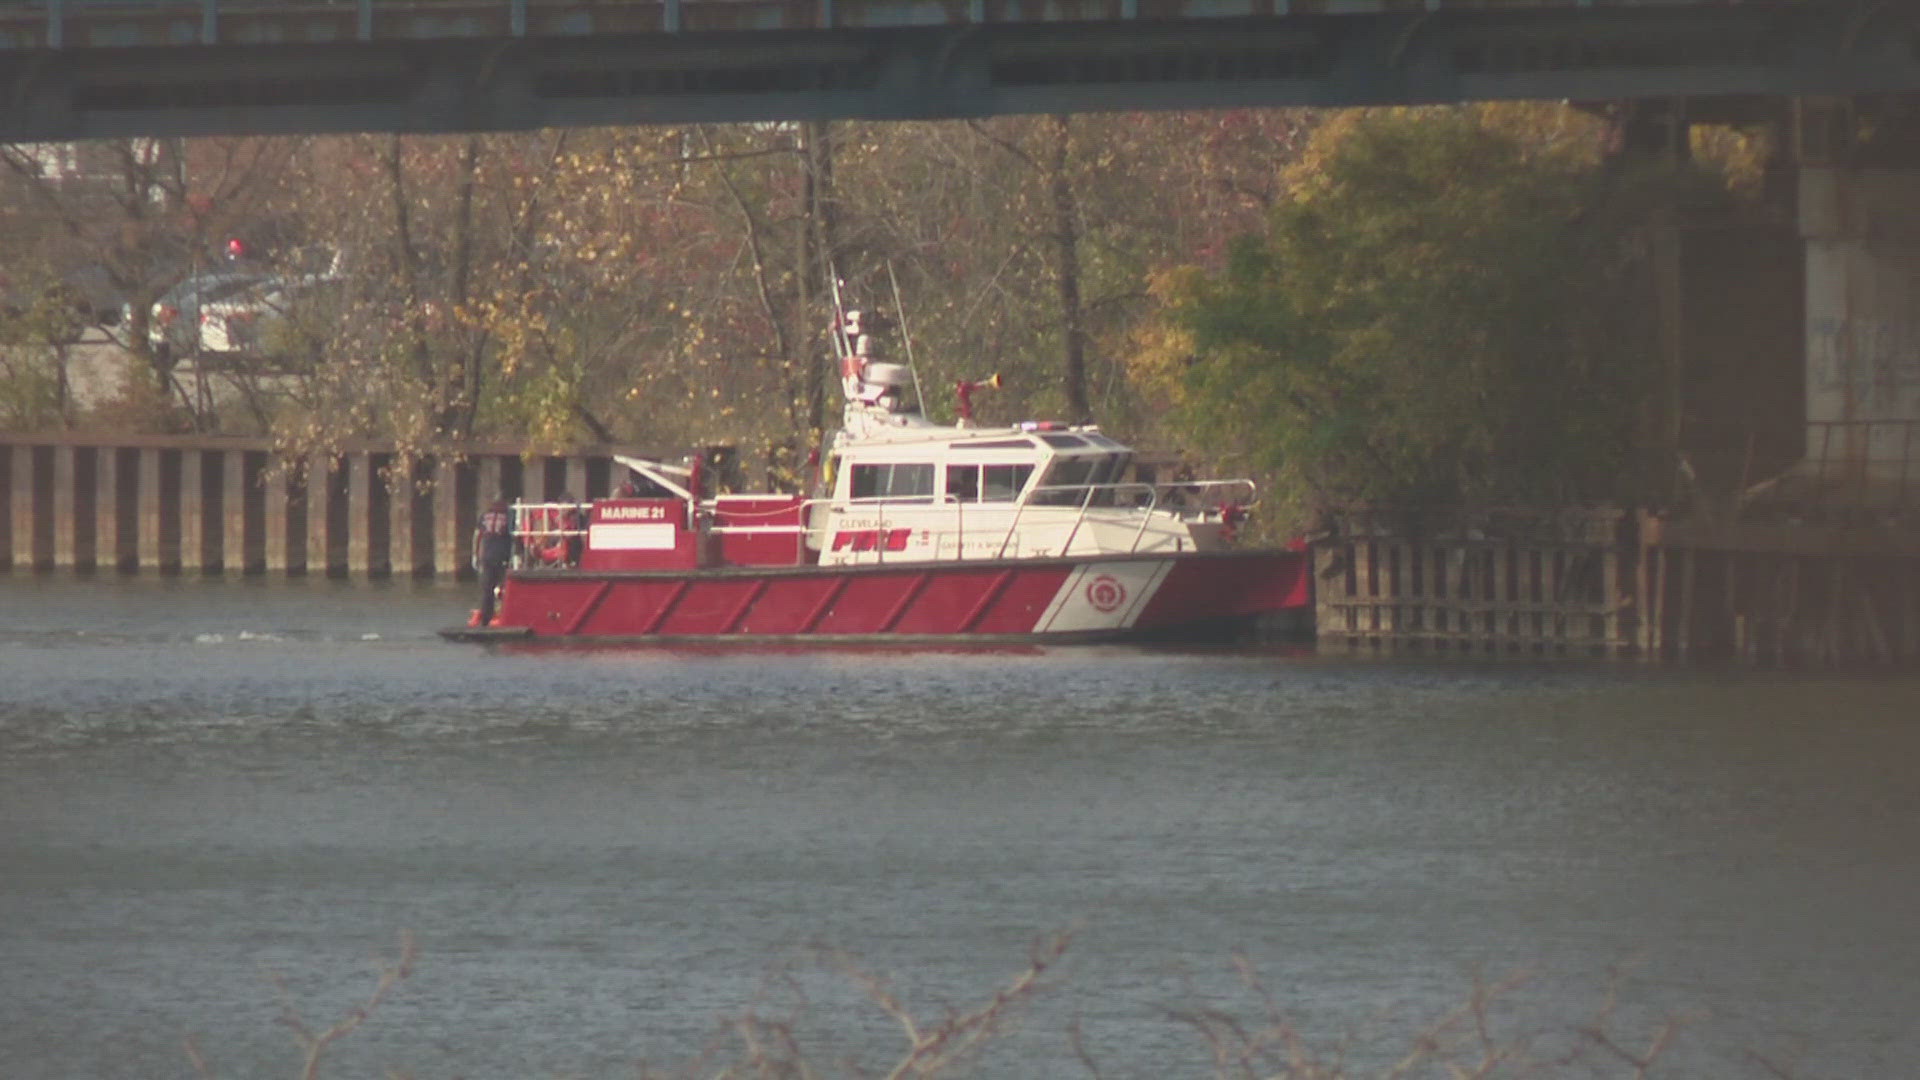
[1,1,1916,139]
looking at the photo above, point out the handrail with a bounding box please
[509,474,1259,565]
[509,500,589,568]
[1803,418,1919,512]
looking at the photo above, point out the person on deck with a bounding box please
[472,497,513,626]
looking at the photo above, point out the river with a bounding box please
[2,575,1917,1079]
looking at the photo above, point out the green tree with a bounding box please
[0,262,84,429]
[1152,104,1681,529]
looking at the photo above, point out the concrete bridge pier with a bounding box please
[1800,166,1920,509]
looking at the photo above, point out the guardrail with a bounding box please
[507,477,1258,567]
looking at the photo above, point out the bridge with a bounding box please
[2,0,1918,140]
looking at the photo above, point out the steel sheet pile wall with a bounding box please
[1314,510,1634,658]
[0,436,609,578]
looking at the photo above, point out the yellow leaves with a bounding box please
[1287,104,1607,207]
[1690,123,1768,195]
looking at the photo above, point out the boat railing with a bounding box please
[717,477,1255,562]
[510,500,591,568]
[1005,478,1256,557]
[1150,477,1258,515]
[510,476,1256,566]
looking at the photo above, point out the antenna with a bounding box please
[885,261,925,416]
[828,272,850,365]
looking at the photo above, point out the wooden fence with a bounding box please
[1314,510,1637,658]
[1316,507,1920,666]
[1638,518,1920,667]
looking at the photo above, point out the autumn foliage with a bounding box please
[4,106,1749,513]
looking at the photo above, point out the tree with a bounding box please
[1,136,297,428]
[830,110,1313,437]
[0,262,84,429]
[259,131,594,456]
[1144,104,1683,530]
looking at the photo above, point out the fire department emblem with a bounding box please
[1085,573,1127,613]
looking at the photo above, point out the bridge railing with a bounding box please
[0,0,1793,49]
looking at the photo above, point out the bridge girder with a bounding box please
[1,2,1918,140]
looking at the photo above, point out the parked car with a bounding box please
[198,275,292,354]
[131,270,273,356]
[199,270,348,355]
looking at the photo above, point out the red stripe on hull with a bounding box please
[1132,550,1310,629]
[494,550,1304,642]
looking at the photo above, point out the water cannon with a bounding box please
[954,372,1002,425]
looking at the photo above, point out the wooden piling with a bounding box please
[1314,511,1638,658]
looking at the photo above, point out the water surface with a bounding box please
[3,576,1917,1078]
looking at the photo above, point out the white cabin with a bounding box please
[809,418,1247,565]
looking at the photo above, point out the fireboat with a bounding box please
[440,291,1310,645]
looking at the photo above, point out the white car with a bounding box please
[199,271,345,354]
[130,271,271,356]
[197,276,291,354]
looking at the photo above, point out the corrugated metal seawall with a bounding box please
[0,435,620,578]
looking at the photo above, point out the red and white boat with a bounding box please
[442,296,1310,645]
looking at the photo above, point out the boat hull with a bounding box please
[446,549,1310,644]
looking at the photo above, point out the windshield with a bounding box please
[1031,457,1096,506]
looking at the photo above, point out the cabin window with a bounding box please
[1039,434,1087,449]
[1085,453,1120,489]
[945,465,978,502]
[947,463,1033,503]
[850,462,935,502]
[982,463,1033,502]
[1083,453,1126,506]
[1032,456,1096,506]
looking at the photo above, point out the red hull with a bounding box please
[470,549,1310,643]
